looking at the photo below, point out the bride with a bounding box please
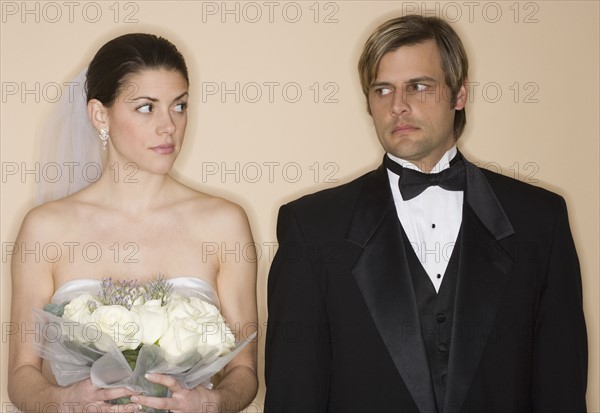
[7,33,258,412]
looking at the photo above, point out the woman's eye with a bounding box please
[174,102,188,113]
[137,103,152,113]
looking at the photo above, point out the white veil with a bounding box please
[35,68,105,206]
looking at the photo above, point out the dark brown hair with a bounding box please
[86,33,188,107]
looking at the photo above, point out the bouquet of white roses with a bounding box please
[35,276,255,412]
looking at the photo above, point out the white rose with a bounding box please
[132,299,168,345]
[62,294,103,344]
[166,294,199,322]
[196,318,235,359]
[90,305,143,350]
[159,295,235,363]
[63,294,100,324]
[189,297,221,318]
[159,318,202,365]
[186,298,235,358]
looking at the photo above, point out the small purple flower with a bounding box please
[99,275,172,309]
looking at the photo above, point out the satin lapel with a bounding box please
[346,165,438,413]
[443,160,516,412]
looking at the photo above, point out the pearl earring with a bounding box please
[99,127,109,150]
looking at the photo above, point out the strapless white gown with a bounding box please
[51,276,220,309]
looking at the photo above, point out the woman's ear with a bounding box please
[87,99,109,132]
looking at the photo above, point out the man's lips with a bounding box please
[150,144,175,154]
[392,124,419,134]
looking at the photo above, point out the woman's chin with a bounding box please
[142,158,178,176]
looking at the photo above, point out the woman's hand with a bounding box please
[59,378,140,413]
[131,373,221,413]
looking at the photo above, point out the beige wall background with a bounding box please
[1,1,598,411]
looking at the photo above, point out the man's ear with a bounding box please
[87,99,109,131]
[454,79,468,110]
[366,94,373,117]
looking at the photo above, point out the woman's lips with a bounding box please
[150,144,175,154]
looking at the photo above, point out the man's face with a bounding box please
[368,40,467,171]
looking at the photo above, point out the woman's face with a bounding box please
[105,69,189,175]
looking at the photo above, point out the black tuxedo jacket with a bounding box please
[264,156,587,413]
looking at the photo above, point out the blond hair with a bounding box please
[358,15,468,139]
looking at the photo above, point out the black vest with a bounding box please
[401,225,461,413]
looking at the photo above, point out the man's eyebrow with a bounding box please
[370,81,393,88]
[370,76,438,88]
[404,76,438,84]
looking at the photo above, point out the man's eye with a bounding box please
[376,87,393,96]
[408,83,428,92]
[137,103,153,113]
[174,102,188,113]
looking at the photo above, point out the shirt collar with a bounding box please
[386,145,458,175]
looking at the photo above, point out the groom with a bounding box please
[264,15,587,413]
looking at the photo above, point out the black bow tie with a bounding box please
[384,154,466,201]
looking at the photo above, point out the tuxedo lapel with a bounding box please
[346,166,438,413]
[443,161,516,412]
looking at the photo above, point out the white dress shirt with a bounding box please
[386,146,464,293]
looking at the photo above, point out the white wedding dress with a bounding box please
[51,277,220,309]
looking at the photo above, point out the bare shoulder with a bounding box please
[17,197,79,242]
[175,185,252,240]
